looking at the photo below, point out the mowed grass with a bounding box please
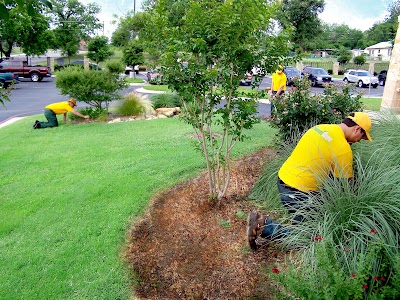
[361,97,382,111]
[0,116,275,299]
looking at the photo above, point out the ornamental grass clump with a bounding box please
[150,93,182,109]
[251,112,400,299]
[117,92,154,117]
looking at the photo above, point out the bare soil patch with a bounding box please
[125,148,285,299]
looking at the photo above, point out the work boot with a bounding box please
[247,211,267,251]
[33,121,41,129]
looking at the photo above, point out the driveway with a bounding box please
[0,75,383,126]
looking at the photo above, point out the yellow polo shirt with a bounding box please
[271,72,287,92]
[45,102,74,115]
[278,124,353,192]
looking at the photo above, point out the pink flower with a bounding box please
[343,249,349,253]
[313,235,323,241]
[370,228,378,234]
[363,284,368,290]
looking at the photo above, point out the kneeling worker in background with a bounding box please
[33,98,90,129]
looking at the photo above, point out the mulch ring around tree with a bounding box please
[124,147,287,299]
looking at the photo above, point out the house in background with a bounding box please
[351,49,365,57]
[364,41,392,61]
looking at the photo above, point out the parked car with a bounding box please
[125,65,140,75]
[302,67,332,87]
[0,59,51,82]
[240,73,253,86]
[284,66,302,86]
[0,72,19,88]
[378,70,387,86]
[70,60,102,70]
[343,69,378,88]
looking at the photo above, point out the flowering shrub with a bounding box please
[272,237,400,299]
[270,78,364,140]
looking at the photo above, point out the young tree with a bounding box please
[142,0,294,200]
[86,36,114,68]
[48,0,102,60]
[122,40,144,74]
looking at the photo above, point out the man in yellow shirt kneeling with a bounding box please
[33,98,90,129]
[247,112,372,250]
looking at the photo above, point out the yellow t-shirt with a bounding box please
[45,102,73,115]
[271,72,287,92]
[278,124,353,192]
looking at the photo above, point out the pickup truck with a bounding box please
[0,59,51,82]
[0,72,19,88]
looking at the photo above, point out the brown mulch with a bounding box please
[124,148,286,300]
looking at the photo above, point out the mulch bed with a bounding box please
[124,148,286,299]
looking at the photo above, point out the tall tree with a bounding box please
[48,0,102,60]
[142,0,294,200]
[278,0,325,53]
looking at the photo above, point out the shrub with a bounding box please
[273,237,400,300]
[270,78,364,140]
[353,55,366,65]
[151,93,182,109]
[106,60,125,75]
[117,92,154,117]
[55,66,128,110]
[69,107,107,121]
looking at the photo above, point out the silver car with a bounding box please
[343,69,378,88]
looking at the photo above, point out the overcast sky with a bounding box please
[81,0,394,38]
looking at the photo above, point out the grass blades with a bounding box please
[0,117,276,299]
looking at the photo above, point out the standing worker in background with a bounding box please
[33,98,90,129]
[269,65,287,98]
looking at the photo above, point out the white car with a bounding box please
[343,69,378,88]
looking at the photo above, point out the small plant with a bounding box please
[68,107,107,121]
[235,210,247,219]
[151,93,182,109]
[117,93,154,117]
[272,238,400,300]
[218,219,231,228]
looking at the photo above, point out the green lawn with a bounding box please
[361,97,382,111]
[0,116,275,299]
[125,77,144,84]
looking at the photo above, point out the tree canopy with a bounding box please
[278,0,325,52]
[47,0,102,59]
[141,0,294,199]
[87,36,114,67]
